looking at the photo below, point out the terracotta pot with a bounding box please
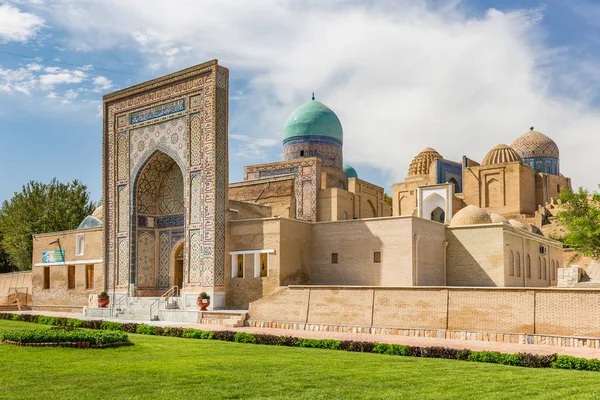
[197,298,210,311]
[98,297,110,308]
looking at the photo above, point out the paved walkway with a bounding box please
[7,310,600,360]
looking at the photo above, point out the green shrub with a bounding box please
[162,327,183,337]
[2,328,128,345]
[100,321,124,331]
[37,316,56,325]
[182,328,214,340]
[66,319,84,328]
[372,343,410,356]
[553,355,600,371]
[234,332,256,344]
[295,338,341,350]
[135,324,155,335]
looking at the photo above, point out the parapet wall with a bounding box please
[248,286,600,338]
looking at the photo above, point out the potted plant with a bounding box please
[197,292,210,311]
[98,292,110,308]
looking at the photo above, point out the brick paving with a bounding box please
[6,309,600,360]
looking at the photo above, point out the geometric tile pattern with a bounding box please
[511,129,559,159]
[214,66,228,287]
[117,132,129,181]
[283,141,342,170]
[130,117,187,177]
[158,163,184,215]
[118,238,128,286]
[156,214,185,229]
[190,113,203,166]
[159,231,170,288]
[137,231,156,288]
[190,172,202,224]
[118,185,129,233]
[136,152,179,215]
[189,230,202,285]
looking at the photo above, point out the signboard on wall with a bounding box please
[41,250,65,264]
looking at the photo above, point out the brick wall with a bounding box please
[249,286,600,338]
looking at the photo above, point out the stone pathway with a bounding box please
[7,310,600,360]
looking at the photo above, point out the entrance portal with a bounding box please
[133,151,185,295]
[173,242,184,290]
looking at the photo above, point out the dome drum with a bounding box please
[283,142,342,169]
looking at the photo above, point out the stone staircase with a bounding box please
[113,296,165,321]
[198,311,248,328]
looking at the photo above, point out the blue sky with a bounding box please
[1,0,600,204]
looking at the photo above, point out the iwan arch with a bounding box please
[29,60,576,324]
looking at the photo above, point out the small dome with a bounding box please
[482,144,522,166]
[489,212,509,224]
[78,216,103,230]
[92,205,104,222]
[343,162,358,179]
[408,147,442,176]
[508,219,528,231]
[450,205,493,227]
[510,128,559,159]
[283,99,343,144]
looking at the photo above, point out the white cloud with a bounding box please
[0,3,44,42]
[64,88,78,99]
[92,76,113,92]
[22,0,600,190]
[0,66,36,95]
[39,69,86,89]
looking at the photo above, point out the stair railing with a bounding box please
[149,286,179,321]
[110,293,129,317]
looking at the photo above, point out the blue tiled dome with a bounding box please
[283,99,343,144]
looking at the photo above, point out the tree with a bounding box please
[384,193,393,207]
[0,231,17,273]
[0,179,96,270]
[557,186,600,260]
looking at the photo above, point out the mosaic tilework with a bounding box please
[214,66,228,287]
[117,115,127,129]
[104,62,228,294]
[118,238,128,286]
[118,185,128,233]
[511,130,559,159]
[189,230,202,284]
[137,231,156,288]
[136,152,179,215]
[244,158,319,221]
[156,214,184,228]
[158,164,184,214]
[158,231,170,288]
[190,113,203,166]
[171,230,184,248]
[190,94,202,109]
[117,132,129,181]
[190,172,202,224]
[130,99,185,125]
[130,117,187,176]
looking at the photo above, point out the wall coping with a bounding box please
[32,227,103,238]
[286,285,600,292]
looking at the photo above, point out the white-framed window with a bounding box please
[232,254,244,278]
[76,234,85,256]
[254,252,270,278]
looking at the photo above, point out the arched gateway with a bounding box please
[103,60,229,308]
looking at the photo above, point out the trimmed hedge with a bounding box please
[1,312,599,371]
[2,328,129,345]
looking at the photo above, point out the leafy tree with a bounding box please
[0,231,17,273]
[384,193,393,207]
[557,186,600,260]
[0,179,96,270]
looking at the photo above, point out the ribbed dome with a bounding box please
[489,212,509,224]
[343,162,358,179]
[511,128,559,159]
[283,99,343,143]
[78,215,103,230]
[450,205,493,227]
[408,147,442,176]
[482,144,522,166]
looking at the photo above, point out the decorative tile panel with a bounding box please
[118,185,128,233]
[118,238,128,286]
[130,99,185,125]
[190,113,203,166]
[159,231,170,288]
[117,132,129,181]
[137,231,156,288]
[189,230,202,284]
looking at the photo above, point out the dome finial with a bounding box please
[530,126,534,131]
[312,91,315,101]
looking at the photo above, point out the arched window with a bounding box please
[543,258,547,280]
[509,251,514,276]
[431,207,445,223]
[516,252,521,277]
[538,257,542,279]
[448,177,459,193]
[526,255,531,278]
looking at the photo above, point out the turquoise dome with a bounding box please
[343,162,358,179]
[283,99,343,143]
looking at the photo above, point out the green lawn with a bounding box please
[0,320,600,399]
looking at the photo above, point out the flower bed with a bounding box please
[1,328,131,349]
